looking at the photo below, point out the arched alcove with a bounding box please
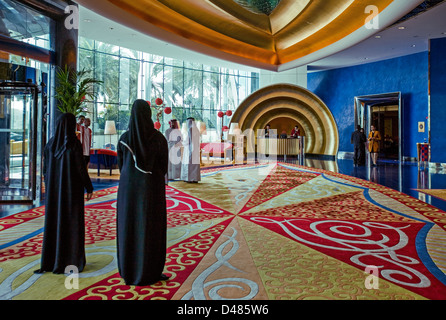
[231,83,339,156]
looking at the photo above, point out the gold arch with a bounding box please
[231,84,339,156]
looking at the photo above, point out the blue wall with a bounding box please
[308,52,429,159]
[429,37,446,164]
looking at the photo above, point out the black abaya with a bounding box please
[37,113,93,274]
[116,100,169,286]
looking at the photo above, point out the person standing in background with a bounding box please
[76,115,85,143]
[351,125,367,166]
[165,119,182,181]
[181,117,201,183]
[83,118,92,168]
[368,125,382,166]
[291,125,300,138]
[264,124,271,138]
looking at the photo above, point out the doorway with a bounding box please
[354,92,402,163]
[371,105,399,160]
[0,81,44,203]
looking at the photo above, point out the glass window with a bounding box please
[171,66,184,108]
[78,48,94,72]
[120,56,140,105]
[120,47,138,59]
[78,36,260,140]
[183,68,203,109]
[93,101,106,135]
[204,65,219,73]
[0,0,54,50]
[164,65,174,106]
[118,106,131,133]
[151,54,164,64]
[142,52,151,62]
[220,72,238,110]
[165,57,183,67]
[238,75,249,104]
[95,52,119,104]
[141,61,152,101]
[185,61,202,70]
[95,41,119,55]
[203,71,219,110]
[150,62,164,102]
[119,58,130,105]
[79,37,95,51]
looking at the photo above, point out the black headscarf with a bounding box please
[124,99,157,173]
[49,113,78,159]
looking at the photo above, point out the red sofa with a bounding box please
[89,148,118,176]
[200,142,232,158]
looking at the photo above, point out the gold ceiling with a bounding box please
[76,0,422,71]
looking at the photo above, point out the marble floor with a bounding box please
[307,158,446,212]
[1,158,445,218]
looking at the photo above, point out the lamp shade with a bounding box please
[229,123,241,135]
[104,120,117,135]
[196,121,207,135]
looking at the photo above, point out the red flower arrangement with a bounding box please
[149,98,172,130]
[217,109,233,141]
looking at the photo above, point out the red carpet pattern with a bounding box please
[1,163,446,300]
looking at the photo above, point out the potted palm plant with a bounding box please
[54,65,102,116]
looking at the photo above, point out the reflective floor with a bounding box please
[306,158,446,213]
[1,158,445,218]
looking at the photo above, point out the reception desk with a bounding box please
[257,137,304,161]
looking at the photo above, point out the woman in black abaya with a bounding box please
[35,113,93,274]
[116,99,169,286]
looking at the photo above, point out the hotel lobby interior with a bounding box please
[1,0,446,307]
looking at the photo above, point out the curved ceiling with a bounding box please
[75,0,424,71]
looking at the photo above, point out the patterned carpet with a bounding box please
[1,162,446,300]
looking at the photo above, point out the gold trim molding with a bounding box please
[76,0,424,70]
[105,0,392,67]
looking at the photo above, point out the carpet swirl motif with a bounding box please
[1,163,446,300]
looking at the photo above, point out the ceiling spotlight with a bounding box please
[411,44,416,47]
[398,26,406,30]
[375,35,382,39]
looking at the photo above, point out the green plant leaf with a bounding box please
[55,65,102,116]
